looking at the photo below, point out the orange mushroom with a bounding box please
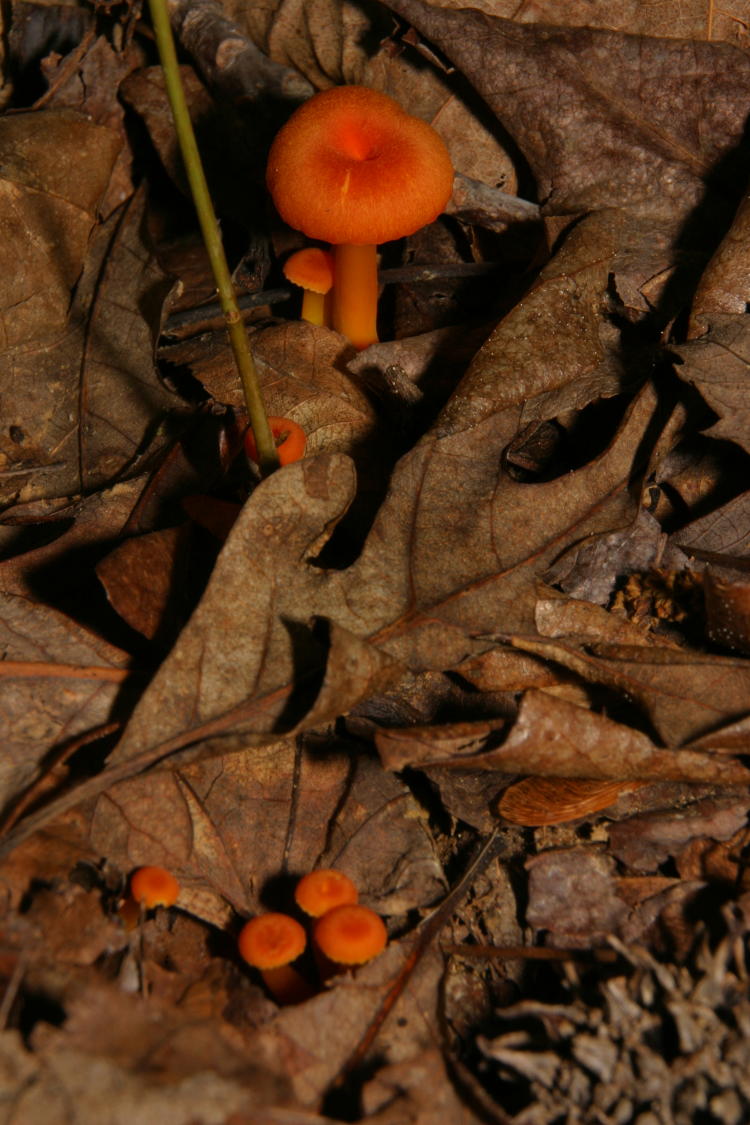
[129,866,180,910]
[294,869,358,919]
[238,913,314,1004]
[313,903,387,975]
[283,247,334,327]
[244,416,306,467]
[267,86,454,350]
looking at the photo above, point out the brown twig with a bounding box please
[0,662,130,682]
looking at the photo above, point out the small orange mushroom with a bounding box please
[283,247,334,327]
[313,903,387,975]
[244,416,306,467]
[294,869,358,919]
[267,86,454,350]
[129,866,180,910]
[238,913,314,1004]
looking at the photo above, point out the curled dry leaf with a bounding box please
[509,635,750,747]
[608,794,750,873]
[497,777,646,827]
[377,691,750,786]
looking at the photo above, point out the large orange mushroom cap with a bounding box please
[267,86,454,246]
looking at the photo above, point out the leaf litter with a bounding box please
[2,1,750,1122]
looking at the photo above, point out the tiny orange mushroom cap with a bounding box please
[267,86,454,350]
[283,247,334,327]
[313,903,387,969]
[294,869,358,918]
[238,913,314,1004]
[244,416,306,467]
[129,866,180,910]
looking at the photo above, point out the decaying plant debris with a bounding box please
[1,0,750,1121]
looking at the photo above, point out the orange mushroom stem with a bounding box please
[313,903,387,978]
[267,86,454,350]
[283,247,334,327]
[294,869,358,919]
[238,913,314,1004]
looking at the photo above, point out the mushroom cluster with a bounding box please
[238,867,387,1003]
[119,864,387,1005]
[267,86,454,350]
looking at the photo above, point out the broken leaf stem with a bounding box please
[148,0,279,474]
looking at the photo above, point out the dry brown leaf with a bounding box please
[40,35,140,216]
[361,1049,486,1124]
[689,190,750,333]
[525,846,629,944]
[90,745,444,926]
[434,0,749,46]
[0,592,128,813]
[704,568,750,654]
[436,210,636,438]
[1,153,181,505]
[0,476,149,598]
[249,940,444,1105]
[608,794,750,872]
[385,0,750,220]
[96,526,193,642]
[674,314,750,455]
[674,490,750,564]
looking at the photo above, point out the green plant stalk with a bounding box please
[148,0,279,474]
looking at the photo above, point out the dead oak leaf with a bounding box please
[90,743,444,926]
[384,0,750,219]
[330,382,670,670]
[452,0,749,47]
[0,383,672,860]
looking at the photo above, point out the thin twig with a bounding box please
[332,829,512,1083]
[0,662,130,682]
[0,721,123,837]
[161,263,503,336]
